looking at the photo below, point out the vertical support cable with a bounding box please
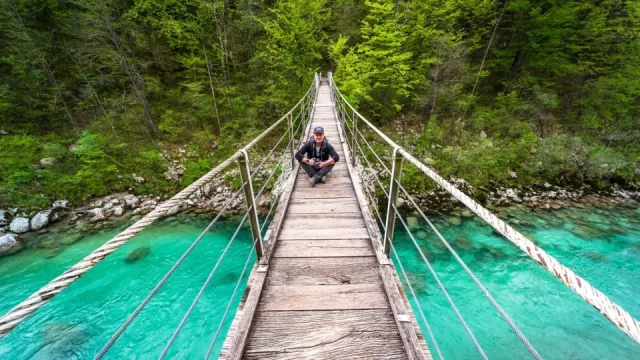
[383,147,403,256]
[288,113,295,168]
[237,150,263,259]
[351,108,357,166]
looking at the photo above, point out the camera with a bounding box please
[312,158,322,169]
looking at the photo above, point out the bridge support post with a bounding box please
[383,147,403,257]
[238,150,263,259]
[351,109,357,166]
[288,113,295,168]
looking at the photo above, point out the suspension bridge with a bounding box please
[0,74,638,359]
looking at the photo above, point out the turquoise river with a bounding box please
[0,201,639,359]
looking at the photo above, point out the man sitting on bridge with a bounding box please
[295,126,340,187]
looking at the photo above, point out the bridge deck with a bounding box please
[221,81,430,359]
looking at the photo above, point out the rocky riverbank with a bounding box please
[0,162,290,257]
[2,163,638,257]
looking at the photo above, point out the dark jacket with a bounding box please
[295,138,340,163]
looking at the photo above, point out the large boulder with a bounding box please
[0,233,21,256]
[9,217,30,233]
[87,208,105,223]
[112,206,125,217]
[30,210,51,231]
[166,204,180,216]
[52,200,69,209]
[123,194,140,209]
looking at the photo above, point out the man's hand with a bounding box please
[308,158,316,166]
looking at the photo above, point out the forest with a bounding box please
[0,0,638,209]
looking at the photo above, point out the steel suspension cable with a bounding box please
[356,127,487,359]
[95,185,246,359]
[330,76,640,343]
[391,243,444,360]
[351,126,486,357]
[251,128,290,176]
[394,178,542,359]
[204,184,282,359]
[352,118,540,357]
[0,77,320,338]
[158,208,251,359]
[161,140,293,358]
[204,237,257,360]
[391,203,488,359]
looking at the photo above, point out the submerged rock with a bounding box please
[571,225,600,239]
[406,216,420,231]
[39,323,87,358]
[125,246,151,264]
[43,247,64,259]
[60,233,84,245]
[453,236,474,250]
[447,216,461,226]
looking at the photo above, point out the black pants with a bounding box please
[300,162,334,181]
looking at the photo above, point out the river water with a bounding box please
[0,202,638,359]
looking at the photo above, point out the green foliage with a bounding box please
[0,0,638,210]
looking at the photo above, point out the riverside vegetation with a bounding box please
[1,1,639,230]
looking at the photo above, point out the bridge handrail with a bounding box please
[0,75,320,338]
[328,72,640,345]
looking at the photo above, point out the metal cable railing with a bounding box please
[329,71,640,347]
[203,181,283,359]
[352,135,488,358]
[0,75,321,339]
[98,80,313,358]
[95,186,247,359]
[347,106,541,358]
[391,243,444,360]
[158,208,252,359]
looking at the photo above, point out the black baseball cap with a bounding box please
[313,126,324,134]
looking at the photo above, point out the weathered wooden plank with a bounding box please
[293,183,354,193]
[295,175,352,186]
[279,226,370,240]
[287,198,361,214]
[274,239,374,257]
[290,189,356,199]
[244,310,407,360]
[336,106,431,360]
[259,284,388,311]
[266,257,380,286]
[283,213,364,228]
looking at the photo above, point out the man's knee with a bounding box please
[300,163,317,177]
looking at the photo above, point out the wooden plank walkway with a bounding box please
[220,80,431,359]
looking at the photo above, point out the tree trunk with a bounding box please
[203,44,222,134]
[99,0,158,135]
[11,3,77,129]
